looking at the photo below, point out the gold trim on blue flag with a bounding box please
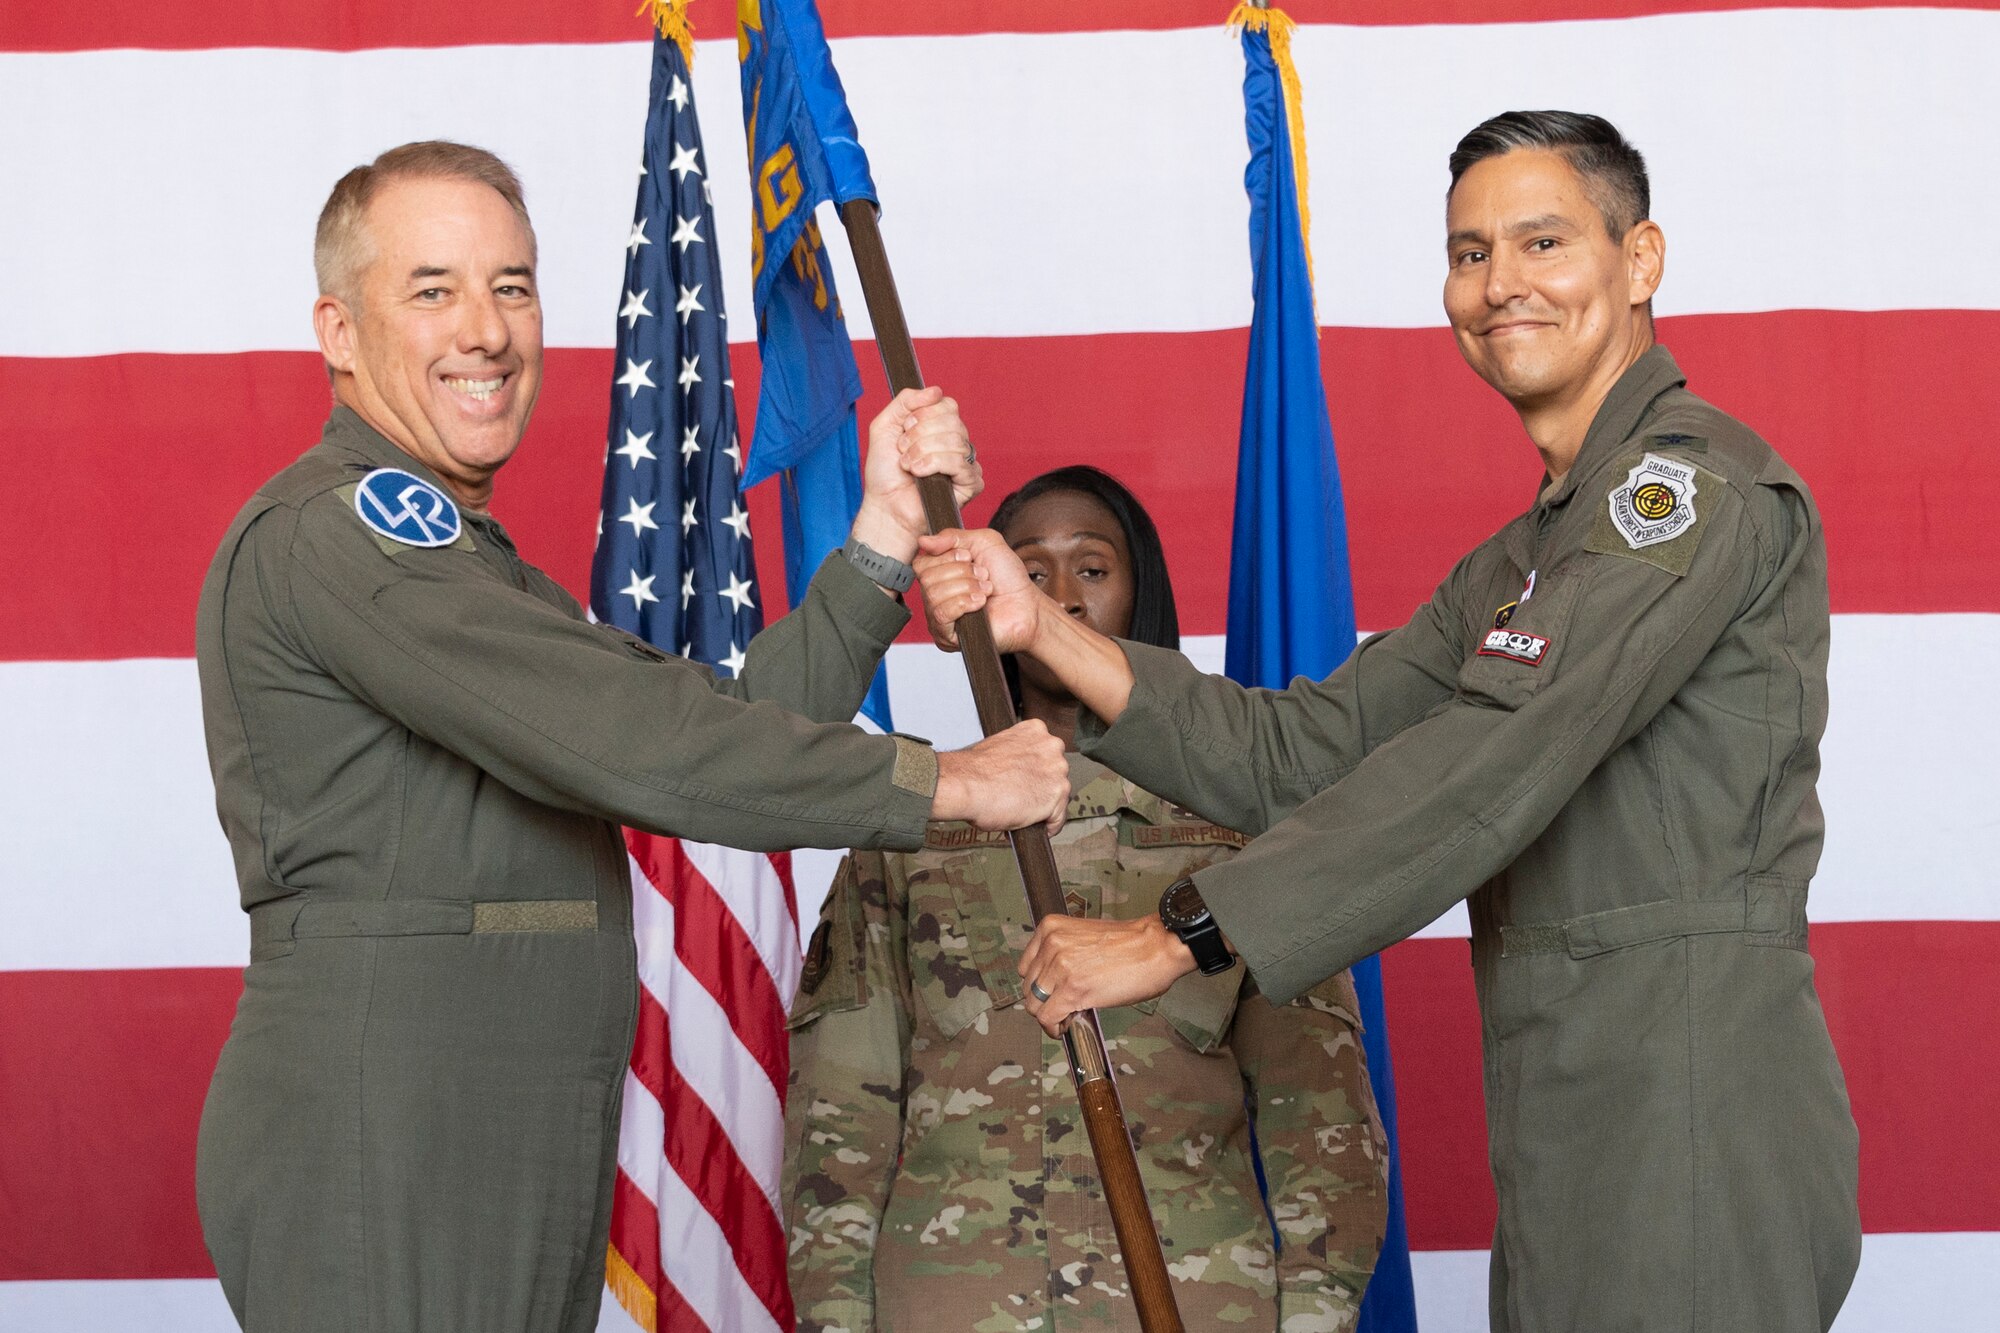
[1229,4,1317,329]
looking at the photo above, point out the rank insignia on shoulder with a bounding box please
[1606,453,1698,550]
[354,468,462,548]
[1478,628,1550,666]
[1648,431,1707,450]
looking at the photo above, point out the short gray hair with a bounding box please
[1448,111,1650,239]
[314,140,535,304]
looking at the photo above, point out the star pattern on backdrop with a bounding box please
[589,38,762,676]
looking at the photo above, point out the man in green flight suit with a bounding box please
[916,112,1862,1332]
[193,141,1070,1333]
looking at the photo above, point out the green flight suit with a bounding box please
[784,755,1389,1333]
[193,407,937,1333]
[1080,348,1862,1332]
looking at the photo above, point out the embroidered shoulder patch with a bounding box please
[1586,452,1719,576]
[1608,453,1698,549]
[354,468,462,547]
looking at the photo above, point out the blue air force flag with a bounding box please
[1226,10,1420,1331]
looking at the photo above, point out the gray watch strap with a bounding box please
[842,536,915,593]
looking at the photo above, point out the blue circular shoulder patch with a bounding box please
[354,468,462,548]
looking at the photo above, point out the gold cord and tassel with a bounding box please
[1227,3,1319,326]
[639,0,696,65]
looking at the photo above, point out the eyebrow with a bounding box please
[1447,214,1580,249]
[405,264,536,282]
[1010,529,1122,551]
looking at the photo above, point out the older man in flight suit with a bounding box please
[918,113,1862,1332]
[193,141,1069,1333]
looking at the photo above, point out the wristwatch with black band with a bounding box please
[841,535,915,594]
[1158,876,1234,976]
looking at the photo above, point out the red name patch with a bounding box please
[1478,628,1551,666]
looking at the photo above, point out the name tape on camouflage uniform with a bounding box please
[354,468,462,548]
[1607,452,1698,550]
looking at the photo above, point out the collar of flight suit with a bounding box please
[320,404,469,505]
[1531,343,1690,514]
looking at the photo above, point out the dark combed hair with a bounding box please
[987,466,1179,707]
[1448,111,1650,240]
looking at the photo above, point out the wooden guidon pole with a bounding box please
[837,198,1186,1333]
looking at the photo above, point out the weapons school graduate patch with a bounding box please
[1609,453,1698,548]
[1587,452,1719,576]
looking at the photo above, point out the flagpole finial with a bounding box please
[639,0,695,65]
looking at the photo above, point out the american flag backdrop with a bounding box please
[587,19,802,1333]
[1,3,1996,1331]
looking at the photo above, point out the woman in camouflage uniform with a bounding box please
[782,468,1389,1333]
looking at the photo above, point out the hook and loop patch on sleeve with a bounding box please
[1587,451,1719,576]
[354,468,462,547]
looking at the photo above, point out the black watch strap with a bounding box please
[1159,876,1234,976]
[841,536,915,593]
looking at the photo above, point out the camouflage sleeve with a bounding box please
[1231,974,1390,1332]
[782,850,915,1333]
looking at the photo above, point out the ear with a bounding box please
[1626,220,1665,309]
[313,294,358,376]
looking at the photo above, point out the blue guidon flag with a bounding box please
[736,0,893,729]
[590,16,761,671]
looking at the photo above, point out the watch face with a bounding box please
[1161,879,1205,930]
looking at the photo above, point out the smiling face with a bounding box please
[313,175,543,507]
[1002,488,1137,707]
[1443,148,1662,414]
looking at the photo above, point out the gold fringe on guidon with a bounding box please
[605,1241,659,1332]
[1226,3,1319,328]
[640,0,696,65]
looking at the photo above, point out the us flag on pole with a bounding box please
[591,9,802,1331]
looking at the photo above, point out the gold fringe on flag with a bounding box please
[1227,3,1319,326]
[605,1241,660,1332]
[639,0,696,66]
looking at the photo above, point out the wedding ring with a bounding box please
[1029,980,1052,1003]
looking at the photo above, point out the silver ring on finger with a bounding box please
[1029,979,1052,1003]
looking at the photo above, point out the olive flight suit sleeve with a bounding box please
[1078,557,1474,836]
[1097,469,1794,1002]
[715,554,911,723]
[532,551,910,727]
[1230,977,1389,1325]
[270,495,936,852]
[782,851,916,1333]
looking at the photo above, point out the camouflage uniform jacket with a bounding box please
[783,753,1390,1333]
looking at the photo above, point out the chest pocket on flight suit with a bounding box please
[1458,552,1589,710]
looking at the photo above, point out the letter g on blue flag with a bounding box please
[737,0,874,488]
[737,0,893,730]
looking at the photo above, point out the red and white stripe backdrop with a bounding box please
[2,3,1995,1329]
